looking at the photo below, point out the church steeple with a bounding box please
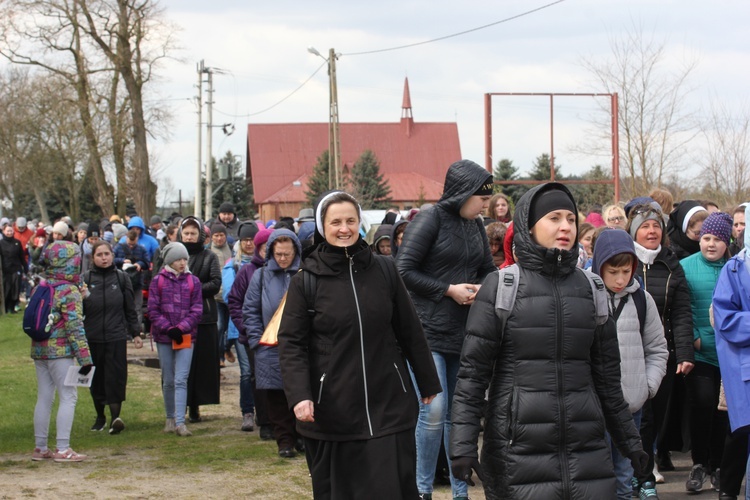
[401,77,414,137]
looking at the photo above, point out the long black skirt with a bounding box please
[89,340,128,405]
[304,428,419,500]
[187,323,220,407]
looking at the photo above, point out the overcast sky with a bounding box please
[152,0,750,204]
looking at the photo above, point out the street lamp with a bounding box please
[308,46,342,190]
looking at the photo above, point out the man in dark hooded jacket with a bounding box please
[397,159,496,500]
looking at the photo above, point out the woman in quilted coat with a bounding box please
[450,183,646,500]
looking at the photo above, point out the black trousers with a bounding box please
[304,429,419,500]
[720,430,749,496]
[686,361,727,470]
[265,389,297,450]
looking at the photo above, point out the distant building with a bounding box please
[246,78,462,221]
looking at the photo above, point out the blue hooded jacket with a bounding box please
[118,216,159,261]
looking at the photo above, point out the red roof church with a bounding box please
[246,78,462,221]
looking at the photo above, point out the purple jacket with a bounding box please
[227,253,264,344]
[148,269,203,344]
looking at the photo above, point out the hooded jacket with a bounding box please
[118,216,159,261]
[147,267,203,343]
[396,159,496,354]
[680,250,726,367]
[179,216,221,325]
[242,229,302,389]
[389,219,409,258]
[592,229,668,413]
[30,241,92,366]
[371,224,392,256]
[712,250,750,434]
[83,264,140,342]
[450,183,643,500]
[278,233,441,441]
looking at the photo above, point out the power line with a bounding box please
[343,0,566,56]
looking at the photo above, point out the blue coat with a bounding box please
[118,216,159,261]
[680,251,726,367]
[242,229,301,390]
[712,251,750,433]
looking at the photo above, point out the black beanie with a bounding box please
[238,222,259,240]
[210,223,227,235]
[473,175,494,196]
[218,202,235,214]
[528,189,576,228]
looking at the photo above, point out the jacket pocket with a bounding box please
[508,386,520,446]
[317,373,327,404]
[394,363,407,393]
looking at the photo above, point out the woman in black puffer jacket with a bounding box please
[396,159,496,499]
[179,216,222,422]
[83,241,142,434]
[450,183,646,500]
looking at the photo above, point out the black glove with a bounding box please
[78,364,93,376]
[238,332,249,346]
[167,327,183,344]
[628,450,649,477]
[450,456,484,486]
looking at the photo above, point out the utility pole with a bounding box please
[205,68,214,220]
[195,60,204,218]
[328,48,342,189]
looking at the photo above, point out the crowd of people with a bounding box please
[6,161,750,499]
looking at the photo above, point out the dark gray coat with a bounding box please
[396,160,496,354]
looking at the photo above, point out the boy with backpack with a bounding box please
[592,228,669,500]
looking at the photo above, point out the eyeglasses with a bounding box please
[630,203,663,218]
[274,252,294,259]
[607,216,624,223]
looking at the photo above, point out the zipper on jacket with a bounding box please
[347,252,374,436]
[553,277,572,498]
[317,373,326,404]
[394,363,407,393]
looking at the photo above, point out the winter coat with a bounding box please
[635,246,695,365]
[243,229,301,390]
[712,250,750,433]
[30,241,92,366]
[214,216,241,240]
[211,242,232,302]
[13,225,33,256]
[681,251,726,367]
[118,216,159,261]
[590,228,668,413]
[113,241,148,290]
[389,219,409,257]
[180,217,222,325]
[0,233,25,274]
[396,159,496,355]
[227,252,264,345]
[147,268,203,344]
[83,264,140,342]
[278,237,441,441]
[450,183,643,500]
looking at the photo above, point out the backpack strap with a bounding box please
[580,268,609,326]
[495,264,520,313]
[632,286,647,337]
[302,269,317,317]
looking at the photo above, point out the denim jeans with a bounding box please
[235,342,255,415]
[157,342,194,426]
[411,351,467,498]
[607,409,643,500]
[217,302,228,359]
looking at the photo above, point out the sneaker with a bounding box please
[631,477,640,497]
[639,481,659,499]
[52,448,87,463]
[278,447,296,458]
[656,451,675,471]
[653,464,665,484]
[175,424,192,437]
[686,464,707,492]
[90,418,106,431]
[32,448,53,461]
[225,349,236,363]
[164,418,176,433]
[711,468,720,492]
[109,417,125,435]
[295,437,305,453]
[241,413,255,432]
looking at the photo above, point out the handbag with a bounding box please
[259,292,287,346]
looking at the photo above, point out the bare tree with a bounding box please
[579,21,699,195]
[698,99,750,207]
